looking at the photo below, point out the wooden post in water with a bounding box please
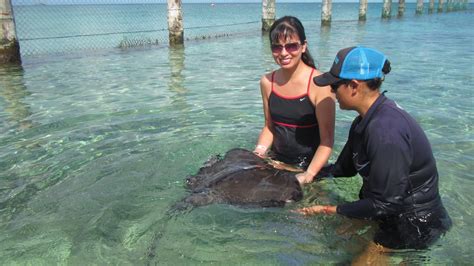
[0,0,21,64]
[438,0,445,12]
[447,0,453,11]
[398,0,406,17]
[167,0,183,46]
[382,0,392,19]
[429,0,435,13]
[321,0,332,26]
[262,0,275,32]
[359,0,368,21]
[416,0,424,14]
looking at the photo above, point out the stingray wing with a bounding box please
[182,148,303,209]
[211,168,303,206]
[186,148,269,190]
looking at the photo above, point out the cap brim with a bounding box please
[313,72,341,87]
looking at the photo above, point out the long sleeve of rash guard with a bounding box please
[317,141,357,179]
[336,120,413,220]
[316,120,359,180]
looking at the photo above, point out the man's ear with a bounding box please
[348,80,360,89]
[348,80,360,95]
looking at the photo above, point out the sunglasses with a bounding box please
[271,42,301,54]
[330,80,349,92]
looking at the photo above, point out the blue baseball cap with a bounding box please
[313,46,388,86]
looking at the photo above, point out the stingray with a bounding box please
[171,148,304,212]
[145,148,304,261]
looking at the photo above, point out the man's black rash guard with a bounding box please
[325,94,441,220]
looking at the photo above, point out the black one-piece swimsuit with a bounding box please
[268,69,320,167]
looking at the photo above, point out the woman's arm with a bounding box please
[297,84,335,184]
[254,74,274,157]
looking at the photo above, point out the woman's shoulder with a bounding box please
[312,68,323,76]
[310,68,326,89]
[260,70,275,87]
[261,70,273,80]
[309,68,334,102]
[259,71,275,96]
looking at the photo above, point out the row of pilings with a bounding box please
[1,0,470,64]
[0,0,21,64]
[323,0,469,25]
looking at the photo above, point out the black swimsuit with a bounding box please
[268,69,319,167]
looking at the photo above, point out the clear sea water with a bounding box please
[1,2,473,264]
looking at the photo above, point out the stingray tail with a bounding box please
[168,189,217,216]
[167,200,195,216]
[145,200,195,264]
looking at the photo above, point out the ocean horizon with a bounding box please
[13,0,444,5]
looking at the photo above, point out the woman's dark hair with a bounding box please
[269,16,316,69]
[366,59,391,90]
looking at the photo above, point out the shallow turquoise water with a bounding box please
[1,4,473,265]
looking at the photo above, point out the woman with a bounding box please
[297,46,452,258]
[253,16,335,185]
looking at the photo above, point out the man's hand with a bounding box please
[296,171,315,185]
[293,205,336,215]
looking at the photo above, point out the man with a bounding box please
[296,46,452,259]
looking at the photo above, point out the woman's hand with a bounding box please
[253,144,268,158]
[267,159,303,172]
[296,171,315,185]
[294,205,336,215]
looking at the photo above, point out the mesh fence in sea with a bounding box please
[11,1,470,57]
[12,0,262,56]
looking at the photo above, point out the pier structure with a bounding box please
[429,0,435,13]
[447,0,454,11]
[416,0,425,14]
[382,0,392,19]
[321,0,332,26]
[262,0,276,32]
[0,0,20,64]
[167,0,184,45]
[438,0,446,12]
[382,0,392,18]
[398,0,406,17]
[2,0,472,62]
[359,0,368,21]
